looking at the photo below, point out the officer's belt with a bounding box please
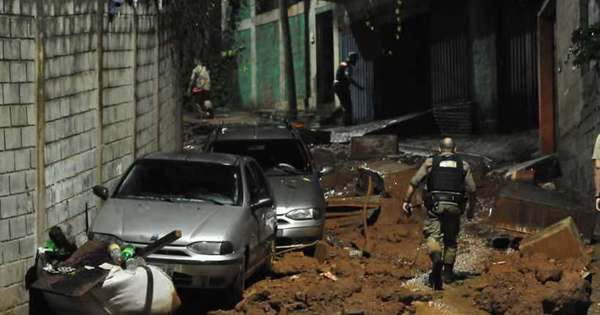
[429,191,465,203]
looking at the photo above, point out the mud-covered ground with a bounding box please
[181,117,591,315]
[211,147,589,314]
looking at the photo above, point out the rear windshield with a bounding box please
[212,139,311,176]
[114,160,241,206]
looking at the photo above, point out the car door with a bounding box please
[247,161,276,264]
[243,164,262,268]
[249,161,277,243]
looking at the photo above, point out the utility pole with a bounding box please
[279,0,298,120]
[303,0,311,111]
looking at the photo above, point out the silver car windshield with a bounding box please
[114,160,241,206]
[212,140,311,176]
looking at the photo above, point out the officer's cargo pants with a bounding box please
[423,202,462,264]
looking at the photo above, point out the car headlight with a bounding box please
[187,241,234,255]
[88,232,123,246]
[286,208,320,220]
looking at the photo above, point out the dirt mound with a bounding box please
[472,253,590,314]
[271,252,320,276]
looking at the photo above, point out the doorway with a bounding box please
[496,0,544,130]
[316,11,334,110]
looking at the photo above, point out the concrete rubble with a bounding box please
[519,217,589,261]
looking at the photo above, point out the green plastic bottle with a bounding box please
[45,239,57,251]
[121,245,135,262]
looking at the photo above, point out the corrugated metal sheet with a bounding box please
[429,0,473,134]
[340,29,374,124]
[430,35,471,105]
[498,0,540,129]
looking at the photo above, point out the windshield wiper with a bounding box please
[116,194,174,202]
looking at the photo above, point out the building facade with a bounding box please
[231,0,348,119]
[233,0,547,129]
[538,0,600,205]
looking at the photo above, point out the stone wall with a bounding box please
[0,1,182,313]
[556,0,600,203]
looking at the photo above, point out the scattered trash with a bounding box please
[350,135,398,159]
[538,182,557,191]
[347,249,363,258]
[507,168,535,183]
[28,229,183,315]
[321,271,338,281]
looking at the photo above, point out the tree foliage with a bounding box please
[165,0,246,107]
[571,22,600,67]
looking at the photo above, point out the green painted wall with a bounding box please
[235,29,252,107]
[289,14,306,99]
[256,21,281,106]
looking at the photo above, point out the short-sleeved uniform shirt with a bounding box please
[594,134,600,160]
[409,152,477,194]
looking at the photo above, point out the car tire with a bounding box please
[226,256,246,308]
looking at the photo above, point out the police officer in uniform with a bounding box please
[402,137,476,290]
[333,52,364,126]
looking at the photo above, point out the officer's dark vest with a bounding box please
[426,154,466,194]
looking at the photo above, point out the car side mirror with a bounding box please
[93,185,109,201]
[251,197,273,211]
[319,166,334,177]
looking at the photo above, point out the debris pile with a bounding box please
[472,253,590,314]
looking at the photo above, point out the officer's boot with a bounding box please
[428,252,443,290]
[442,263,455,284]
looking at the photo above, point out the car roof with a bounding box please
[214,125,299,141]
[140,151,242,166]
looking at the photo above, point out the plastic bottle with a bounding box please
[108,243,122,266]
[121,245,136,262]
[125,256,146,272]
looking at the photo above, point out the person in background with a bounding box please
[189,58,214,119]
[332,52,364,126]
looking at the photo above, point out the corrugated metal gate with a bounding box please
[429,0,473,134]
[340,29,374,124]
[497,0,540,130]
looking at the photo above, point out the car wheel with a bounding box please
[226,256,246,308]
[261,239,276,275]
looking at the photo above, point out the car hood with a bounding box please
[91,198,242,245]
[267,175,325,215]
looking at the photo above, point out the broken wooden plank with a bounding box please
[491,182,595,240]
[327,195,380,208]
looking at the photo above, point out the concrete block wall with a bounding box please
[101,4,136,191]
[0,2,37,313]
[0,1,182,313]
[134,4,158,158]
[42,0,99,249]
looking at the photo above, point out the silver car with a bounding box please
[206,125,329,248]
[89,152,276,303]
